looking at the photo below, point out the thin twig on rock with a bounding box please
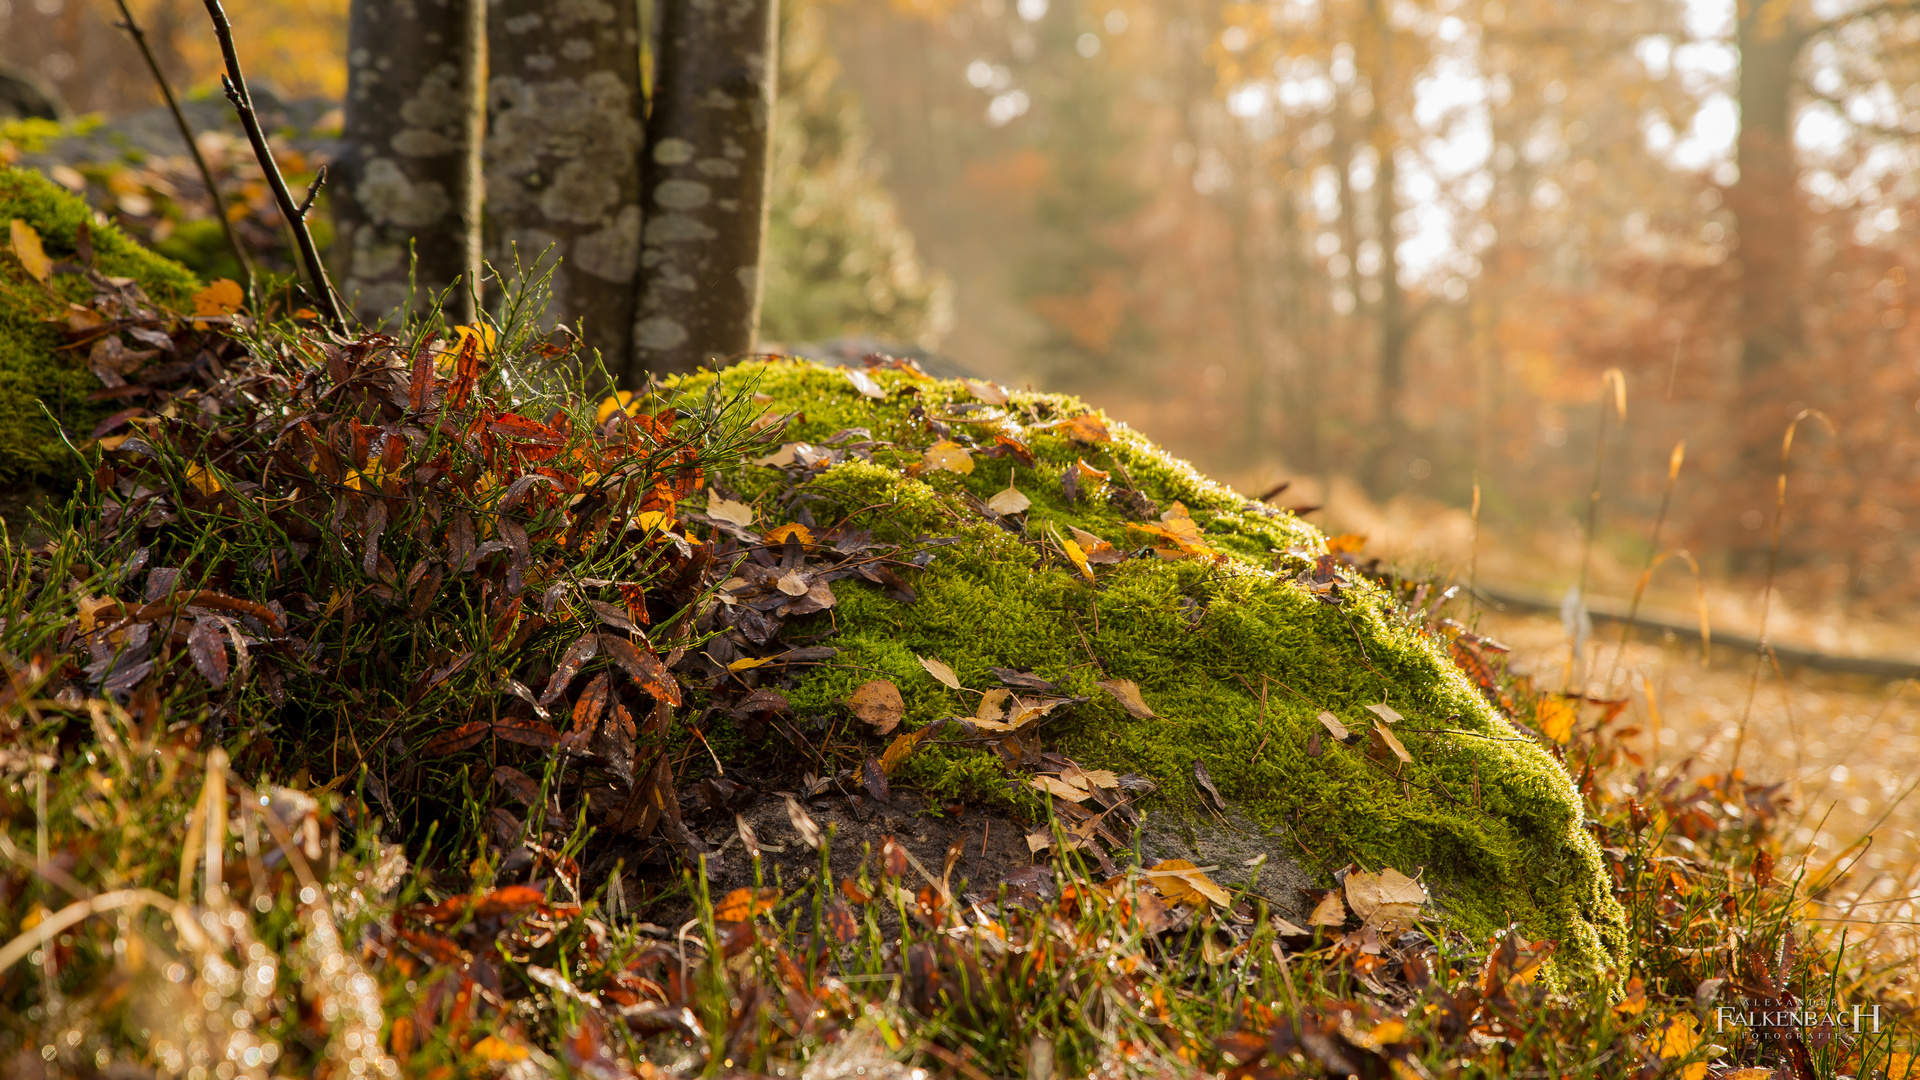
[109,0,254,291]
[200,0,345,331]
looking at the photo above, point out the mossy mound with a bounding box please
[0,166,198,483]
[673,358,1627,982]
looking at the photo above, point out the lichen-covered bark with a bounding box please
[332,0,485,326]
[622,0,780,382]
[485,0,645,374]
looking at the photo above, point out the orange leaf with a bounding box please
[713,886,781,922]
[848,679,904,734]
[192,278,245,317]
[9,219,50,282]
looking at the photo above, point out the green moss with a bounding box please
[0,166,199,483]
[673,358,1627,984]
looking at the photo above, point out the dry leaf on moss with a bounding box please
[1062,538,1094,581]
[1065,413,1110,443]
[845,368,886,399]
[1371,720,1412,764]
[974,688,1010,721]
[1033,775,1094,802]
[1068,526,1125,564]
[10,219,50,283]
[919,655,962,690]
[849,680,905,734]
[1317,711,1350,740]
[1365,703,1403,724]
[924,440,975,474]
[963,378,1009,405]
[986,480,1031,515]
[1097,679,1154,718]
[1344,867,1426,926]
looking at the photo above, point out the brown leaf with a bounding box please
[879,732,918,775]
[1309,890,1347,926]
[600,633,681,706]
[1193,759,1228,812]
[1370,720,1412,765]
[539,631,600,706]
[492,717,561,749]
[187,616,228,689]
[1365,703,1404,724]
[492,765,543,806]
[424,721,490,756]
[985,480,1031,516]
[572,672,612,734]
[825,902,859,943]
[1065,413,1110,443]
[1317,711,1350,740]
[962,378,1009,405]
[862,757,891,802]
[1097,679,1154,718]
[848,679,905,734]
[587,599,639,633]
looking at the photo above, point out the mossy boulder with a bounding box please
[0,166,198,484]
[674,358,1627,983]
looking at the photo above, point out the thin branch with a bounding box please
[200,0,346,332]
[109,0,253,291]
[297,166,328,219]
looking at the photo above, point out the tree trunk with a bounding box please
[623,0,780,382]
[332,0,484,326]
[485,0,646,373]
[1732,8,1805,381]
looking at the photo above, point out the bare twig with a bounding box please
[200,0,345,331]
[109,0,253,290]
[297,166,327,219]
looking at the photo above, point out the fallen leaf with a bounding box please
[713,886,781,922]
[763,523,813,547]
[862,757,891,802]
[975,688,1010,721]
[785,796,822,849]
[776,569,810,596]
[1271,915,1311,936]
[1326,533,1366,555]
[1614,976,1649,1018]
[1026,828,1053,854]
[192,278,244,317]
[919,655,962,689]
[728,656,774,672]
[707,495,754,527]
[1365,703,1403,724]
[424,721,490,756]
[1537,697,1577,743]
[1060,765,1118,789]
[595,390,638,424]
[1317,711,1350,740]
[1193,759,1228,812]
[986,479,1031,515]
[849,679,905,734]
[1068,525,1124,564]
[880,732,918,773]
[1145,859,1232,908]
[845,368,887,399]
[10,219,50,282]
[963,378,1009,405]
[1370,720,1412,764]
[1344,868,1427,922]
[1061,538,1094,581]
[924,440,975,474]
[1065,413,1110,443]
[1033,775,1093,802]
[1309,890,1347,926]
[470,1035,531,1062]
[1097,679,1154,719]
[184,463,222,497]
[1655,1015,1708,1080]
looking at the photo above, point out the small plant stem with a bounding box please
[1567,370,1625,695]
[1728,409,1832,781]
[200,0,346,331]
[111,0,254,292]
[1601,440,1685,694]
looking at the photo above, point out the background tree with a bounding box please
[625,0,781,381]
[485,0,646,369]
[331,0,485,324]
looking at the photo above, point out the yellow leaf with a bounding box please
[728,657,773,672]
[1326,533,1366,554]
[452,322,496,355]
[1536,697,1577,744]
[1068,525,1124,564]
[1317,711,1350,740]
[1655,1015,1708,1080]
[469,1036,529,1062]
[924,440,975,474]
[975,688,1010,721]
[918,655,962,690]
[633,510,670,534]
[986,480,1030,515]
[185,464,222,497]
[596,391,639,424]
[879,732,918,774]
[1062,538,1094,581]
[1143,859,1232,908]
[1309,891,1347,926]
[763,523,813,546]
[192,278,244,317]
[1614,976,1648,1017]
[10,219,51,282]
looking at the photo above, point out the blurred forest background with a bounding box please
[6,0,1920,637]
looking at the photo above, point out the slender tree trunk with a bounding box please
[332,0,484,326]
[1732,8,1806,381]
[486,0,646,372]
[624,0,780,382]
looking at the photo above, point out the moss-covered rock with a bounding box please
[0,166,198,483]
[671,358,1627,983]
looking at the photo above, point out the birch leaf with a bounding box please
[918,655,962,689]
